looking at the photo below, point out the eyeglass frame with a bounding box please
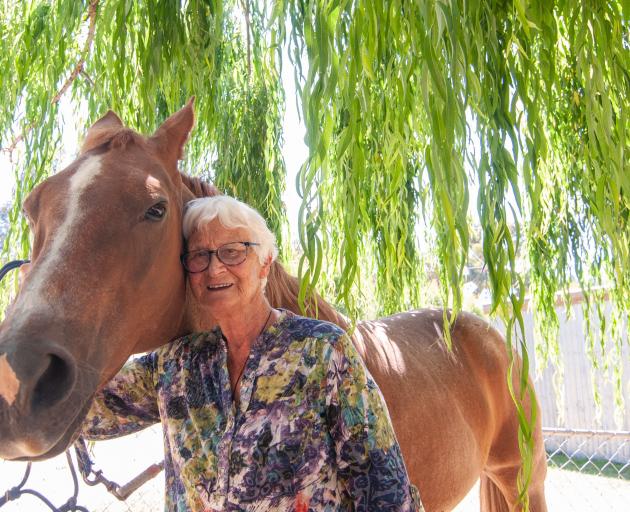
[181,241,260,273]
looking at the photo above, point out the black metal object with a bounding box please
[0,259,29,282]
[0,452,90,511]
[74,437,164,501]
[0,438,163,511]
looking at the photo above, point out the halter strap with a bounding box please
[0,259,30,282]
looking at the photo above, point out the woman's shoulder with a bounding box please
[278,310,347,344]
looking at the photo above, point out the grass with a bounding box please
[547,452,630,480]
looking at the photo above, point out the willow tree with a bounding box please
[0,0,628,504]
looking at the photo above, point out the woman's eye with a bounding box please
[145,203,167,221]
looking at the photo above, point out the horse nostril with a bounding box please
[32,354,75,410]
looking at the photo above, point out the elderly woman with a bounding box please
[84,196,421,511]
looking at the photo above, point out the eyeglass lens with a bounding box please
[183,242,250,272]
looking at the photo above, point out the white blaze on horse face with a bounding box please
[0,354,20,406]
[18,155,104,313]
[145,175,163,193]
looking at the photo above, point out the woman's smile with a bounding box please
[206,283,233,291]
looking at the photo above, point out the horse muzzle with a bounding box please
[0,329,94,460]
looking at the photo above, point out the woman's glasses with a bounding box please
[181,242,260,273]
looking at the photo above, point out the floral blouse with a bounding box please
[83,310,423,511]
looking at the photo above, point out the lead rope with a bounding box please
[0,260,164,510]
[0,450,89,512]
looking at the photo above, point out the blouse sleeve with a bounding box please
[325,333,422,511]
[82,353,160,440]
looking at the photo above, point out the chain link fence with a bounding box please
[544,428,630,479]
[454,428,630,511]
[539,428,630,511]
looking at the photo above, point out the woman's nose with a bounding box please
[206,254,226,275]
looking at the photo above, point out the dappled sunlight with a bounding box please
[358,320,407,376]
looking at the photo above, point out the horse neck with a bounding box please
[177,172,348,333]
[266,262,349,331]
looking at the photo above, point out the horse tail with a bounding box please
[480,474,511,512]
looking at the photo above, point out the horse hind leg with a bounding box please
[480,427,548,512]
[479,465,547,512]
[478,329,548,511]
[479,473,510,512]
[479,393,548,510]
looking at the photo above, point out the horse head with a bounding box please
[0,101,197,460]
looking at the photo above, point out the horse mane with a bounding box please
[179,172,348,331]
[179,173,221,198]
[265,263,349,331]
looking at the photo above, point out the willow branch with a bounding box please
[241,0,252,78]
[0,129,29,157]
[80,69,95,87]
[51,0,99,104]
[0,0,99,155]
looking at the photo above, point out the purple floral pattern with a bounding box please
[84,310,422,511]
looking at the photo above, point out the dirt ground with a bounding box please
[1,428,628,511]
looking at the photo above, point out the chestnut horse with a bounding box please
[0,101,547,511]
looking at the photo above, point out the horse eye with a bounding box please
[145,202,167,221]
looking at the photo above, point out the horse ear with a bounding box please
[151,97,195,175]
[80,111,124,153]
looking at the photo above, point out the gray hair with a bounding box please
[182,195,278,265]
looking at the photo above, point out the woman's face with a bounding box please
[185,218,271,317]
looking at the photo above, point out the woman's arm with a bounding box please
[326,333,423,511]
[82,353,160,440]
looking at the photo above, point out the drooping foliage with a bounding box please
[0,0,286,260]
[1,2,628,507]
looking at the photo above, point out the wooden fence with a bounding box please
[491,292,630,463]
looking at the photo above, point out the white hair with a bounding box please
[182,195,278,265]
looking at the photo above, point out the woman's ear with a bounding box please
[259,254,273,279]
[18,263,31,288]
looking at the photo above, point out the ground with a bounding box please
[1,426,628,511]
[453,468,629,511]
